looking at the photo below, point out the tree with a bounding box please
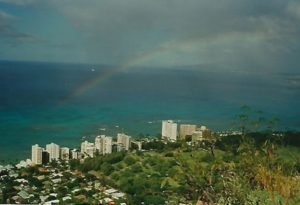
[124,156,136,165]
[130,163,143,173]
[144,195,165,205]
[100,162,114,175]
[69,159,80,171]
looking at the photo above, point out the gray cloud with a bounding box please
[1,0,300,72]
[44,0,300,72]
[0,10,14,26]
[0,10,37,43]
[0,0,37,6]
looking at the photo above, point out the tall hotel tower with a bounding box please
[81,141,95,158]
[179,124,197,140]
[117,133,131,151]
[162,120,178,141]
[46,143,60,162]
[32,144,43,165]
[95,135,113,155]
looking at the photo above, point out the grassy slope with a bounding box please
[85,143,300,204]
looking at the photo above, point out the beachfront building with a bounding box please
[71,149,80,159]
[162,120,178,141]
[117,133,131,151]
[32,144,43,165]
[95,135,112,155]
[60,147,70,160]
[95,135,104,152]
[192,126,212,143]
[192,131,204,143]
[46,143,60,162]
[81,141,95,158]
[103,136,112,154]
[179,124,197,140]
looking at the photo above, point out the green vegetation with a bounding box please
[1,131,300,204]
[73,131,300,205]
[1,107,299,204]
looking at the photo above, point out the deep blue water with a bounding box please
[0,61,299,162]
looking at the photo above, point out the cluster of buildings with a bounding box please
[1,120,213,204]
[162,120,212,143]
[32,133,132,165]
[0,161,127,204]
[31,120,211,165]
[32,143,61,165]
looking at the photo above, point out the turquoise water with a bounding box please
[0,61,299,162]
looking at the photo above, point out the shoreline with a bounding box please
[1,129,299,167]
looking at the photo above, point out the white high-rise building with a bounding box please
[71,149,84,159]
[81,141,95,158]
[32,144,43,165]
[179,124,197,140]
[162,120,177,141]
[95,135,112,155]
[60,147,70,160]
[46,143,60,162]
[71,149,78,159]
[103,136,112,154]
[117,133,131,151]
[95,135,105,152]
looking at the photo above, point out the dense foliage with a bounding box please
[74,131,300,205]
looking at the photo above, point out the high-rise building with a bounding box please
[103,136,112,154]
[95,135,105,153]
[60,147,70,160]
[162,120,177,141]
[42,151,50,165]
[32,144,43,165]
[81,141,95,158]
[95,135,112,155]
[192,131,204,143]
[71,149,78,159]
[192,126,212,143]
[71,149,81,159]
[46,143,60,162]
[179,124,197,140]
[117,133,131,151]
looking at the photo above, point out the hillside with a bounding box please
[71,132,300,205]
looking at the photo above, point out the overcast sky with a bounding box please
[0,0,299,72]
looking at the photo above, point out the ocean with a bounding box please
[0,61,299,162]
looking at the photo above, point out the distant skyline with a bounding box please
[0,0,300,73]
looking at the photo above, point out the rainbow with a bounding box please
[62,31,265,104]
[73,47,165,97]
[61,40,175,104]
